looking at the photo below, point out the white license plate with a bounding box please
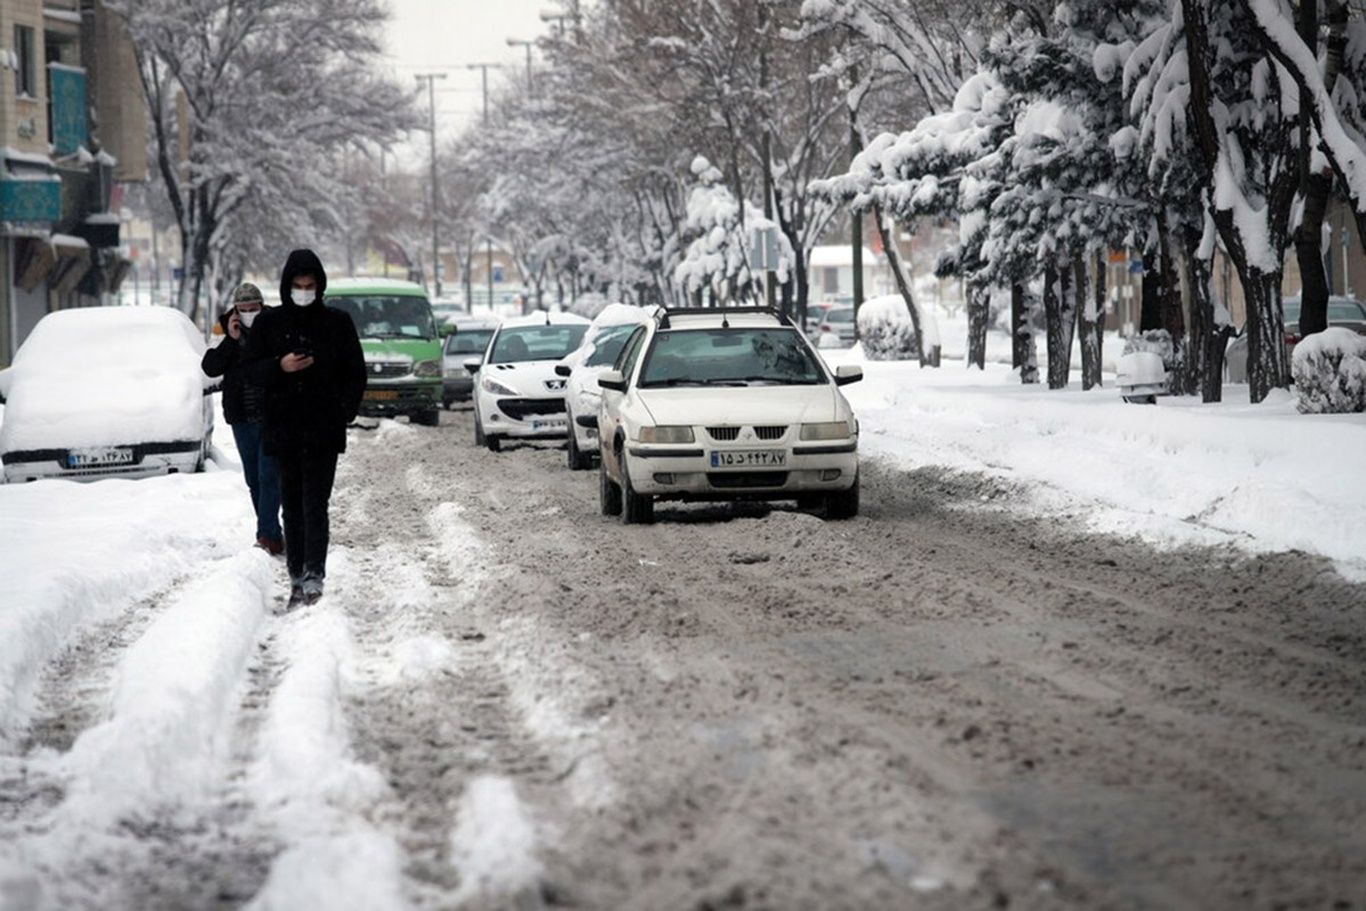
[532,418,567,431]
[68,447,134,468]
[710,449,787,469]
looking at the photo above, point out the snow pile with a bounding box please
[0,306,207,453]
[450,776,543,903]
[857,295,919,361]
[58,550,273,822]
[1122,329,1177,372]
[1292,327,1366,414]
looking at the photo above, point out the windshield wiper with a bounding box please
[728,376,819,386]
[640,378,711,388]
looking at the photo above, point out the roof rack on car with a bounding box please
[660,305,793,330]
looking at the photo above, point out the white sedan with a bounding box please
[466,311,590,452]
[0,306,214,483]
[597,307,863,524]
[556,303,659,470]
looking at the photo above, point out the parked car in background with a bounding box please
[817,306,857,347]
[467,312,590,452]
[431,299,466,327]
[1225,296,1366,383]
[326,278,444,426]
[0,307,214,483]
[597,306,863,525]
[803,300,839,335]
[556,303,659,470]
[441,315,500,407]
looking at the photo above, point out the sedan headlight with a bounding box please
[638,425,695,444]
[414,359,442,378]
[481,376,518,396]
[800,421,853,441]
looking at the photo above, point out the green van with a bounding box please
[326,278,444,426]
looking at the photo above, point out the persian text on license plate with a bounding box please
[532,418,567,430]
[364,389,399,401]
[68,447,134,468]
[710,449,786,469]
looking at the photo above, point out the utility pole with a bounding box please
[849,61,865,340]
[506,38,535,96]
[759,3,777,313]
[415,72,447,297]
[466,63,498,124]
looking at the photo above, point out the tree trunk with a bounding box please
[966,283,988,370]
[1080,251,1105,389]
[1180,229,1231,403]
[1140,248,1163,332]
[1044,259,1078,389]
[1245,269,1289,402]
[1154,218,1190,393]
[1012,283,1039,384]
[871,203,926,366]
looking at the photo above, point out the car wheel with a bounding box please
[486,433,502,453]
[796,493,822,511]
[413,407,441,426]
[567,420,591,471]
[824,473,859,520]
[620,453,654,525]
[599,459,622,516]
[1122,394,1157,405]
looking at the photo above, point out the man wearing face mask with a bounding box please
[202,282,284,556]
[243,249,366,607]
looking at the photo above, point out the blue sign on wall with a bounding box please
[49,65,88,156]
[0,179,61,222]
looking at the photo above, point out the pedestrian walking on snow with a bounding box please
[243,250,366,607]
[201,282,284,556]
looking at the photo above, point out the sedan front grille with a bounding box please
[707,426,741,441]
[753,425,787,441]
[497,398,566,420]
[368,362,410,379]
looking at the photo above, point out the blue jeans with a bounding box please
[231,422,282,541]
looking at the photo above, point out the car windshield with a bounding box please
[1328,301,1366,321]
[445,329,494,355]
[585,324,639,367]
[637,328,826,387]
[824,309,854,324]
[489,324,589,363]
[329,296,437,340]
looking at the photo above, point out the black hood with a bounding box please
[279,248,328,309]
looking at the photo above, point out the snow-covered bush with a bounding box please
[1292,328,1366,414]
[857,295,919,361]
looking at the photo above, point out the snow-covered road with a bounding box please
[1,396,1363,909]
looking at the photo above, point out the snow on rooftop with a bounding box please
[808,245,879,268]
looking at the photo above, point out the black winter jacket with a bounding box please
[242,249,367,456]
[201,311,266,425]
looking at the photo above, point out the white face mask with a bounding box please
[238,309,259,328]
[291,288,316,307]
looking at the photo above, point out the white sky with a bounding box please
[382,0,555,158]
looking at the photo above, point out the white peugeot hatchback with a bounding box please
[466,311,590,452]
[597,307,862,524]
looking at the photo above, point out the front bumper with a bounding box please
[360,380,441,416]
[2,441,201,483]
[481,395,570,438]
[623,439,858,500]
[570,411,601,452]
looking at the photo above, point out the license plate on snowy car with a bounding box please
[710,449,786,469]
[532,418,567,431]
[67,447,134,468]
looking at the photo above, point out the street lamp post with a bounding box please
[506,38,535,96]
[466,63,498,124]
[415,72,447,297]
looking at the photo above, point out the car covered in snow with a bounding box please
[555,303,659,470]
[0,306,214,483]
[1225,296,1366,383]
[816,306,856,347]
[466,311,590,451]
[441,314,500,406]
[597,306,863,524]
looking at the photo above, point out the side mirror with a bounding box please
[554,363,572,378]
[440,323,455,337]
[598,369,627,392]
[834,365,863,386]
[463,357,483,375]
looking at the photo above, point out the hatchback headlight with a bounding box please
[800,421,852,441]
[481,376,518,396]
[414,359,441,378]
[638,425,695,444]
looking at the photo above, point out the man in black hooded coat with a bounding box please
[244,249,366,606]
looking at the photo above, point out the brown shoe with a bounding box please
[256,535,285,556]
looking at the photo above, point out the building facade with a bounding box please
[0,0,143,367]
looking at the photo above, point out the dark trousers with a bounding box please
[231,422,282,541]
[276,449,339,581]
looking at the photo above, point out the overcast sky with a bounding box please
[382,0,554,151]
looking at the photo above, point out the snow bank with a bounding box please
[822,349,1366,579]
[450,776,542,903]
[58,550,273,822]
[0,306,207,452]
[857,295,919,361]
[0,471,252,745]
[1292,327,1366,414]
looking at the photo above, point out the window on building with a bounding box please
[14,26,35,97]
[823,267,839,294]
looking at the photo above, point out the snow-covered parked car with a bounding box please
[467,311,590,452]
[0,306,214,483]
[597,306,862,524]
[442,314,499,406]
[555,303,659,470]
